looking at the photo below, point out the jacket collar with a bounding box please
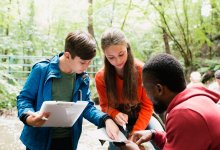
[44,52,89,87]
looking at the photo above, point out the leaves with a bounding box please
[0,0,220,108]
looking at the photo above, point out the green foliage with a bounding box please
[197,58,220,73]
[0,72,20,109]
[1,0,220,108]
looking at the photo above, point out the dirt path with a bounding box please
[0,115,25,150]
[0,109,108,150]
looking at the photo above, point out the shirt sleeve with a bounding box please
[131,86,153,133]
[17,63,43,118]
[154,131,167,149]
[131,63,153,133]
[95,71,120,119]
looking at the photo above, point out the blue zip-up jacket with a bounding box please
[17,53,107,150]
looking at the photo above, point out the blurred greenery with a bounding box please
[0,72,19,109]
[0,0,220,109]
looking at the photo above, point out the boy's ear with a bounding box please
[64,52,71,59]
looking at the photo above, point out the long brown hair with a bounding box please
[101,28,138,107]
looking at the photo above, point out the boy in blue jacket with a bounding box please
[17,31,119,150]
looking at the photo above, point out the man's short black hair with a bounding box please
[142,53,186,93]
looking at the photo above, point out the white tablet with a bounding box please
[40,101,88,127]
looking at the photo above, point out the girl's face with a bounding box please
[104,44,128,71]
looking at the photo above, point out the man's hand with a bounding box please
[121,140,140,150]
[105,118,119,140]
[130,130,152,145]
[26,111,50,127]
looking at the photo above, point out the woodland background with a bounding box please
[0,0,220,109]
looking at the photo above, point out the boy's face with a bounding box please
[68,56,92,74]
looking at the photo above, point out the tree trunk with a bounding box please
[6,0,11,36]
[162,28,171,54]
[121,0,132,30]
[87,0,101,54]
[88,0,94,37]
[110,0,116,27]
[150,0,193,74]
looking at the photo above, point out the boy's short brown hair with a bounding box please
[64,31,96,60]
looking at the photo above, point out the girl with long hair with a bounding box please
[95,28,153,149]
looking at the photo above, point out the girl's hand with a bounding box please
[115,112,128,127]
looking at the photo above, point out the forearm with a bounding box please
[83,102,107,127]
[17,65,41,117]
[99,96,120,119]
[132,100,153,132]
[154,131,167,149]
[17,97,35,117]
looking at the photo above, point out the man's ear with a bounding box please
[156,84,164,96]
